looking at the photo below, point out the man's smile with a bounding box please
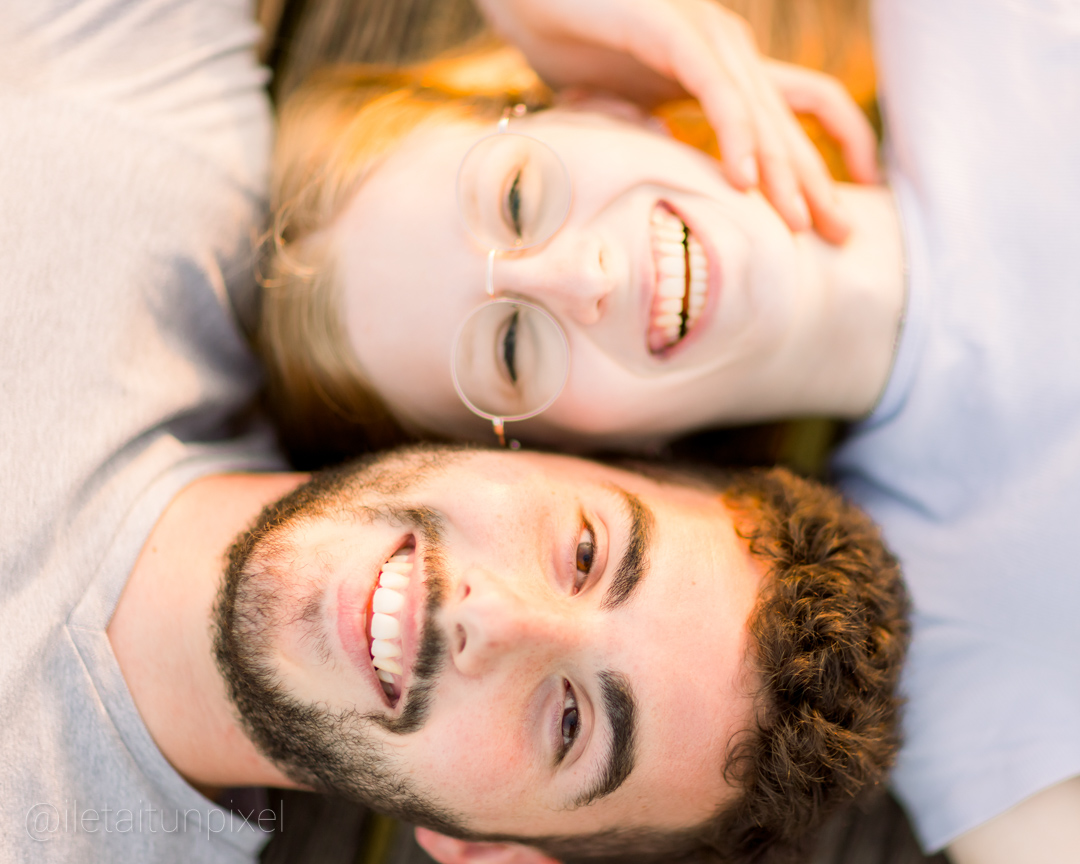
[336,533,426,710]
[368,541,416,704]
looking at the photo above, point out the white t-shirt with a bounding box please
[0,1,285,860]
[834,0,1080,851]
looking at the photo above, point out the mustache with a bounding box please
[367,506,449,736]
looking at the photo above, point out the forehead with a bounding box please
[334,118,493,434]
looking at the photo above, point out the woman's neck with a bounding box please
[787,183,906,418]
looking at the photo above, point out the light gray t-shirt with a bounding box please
[834,0,1080,851]
[0,1,286,860]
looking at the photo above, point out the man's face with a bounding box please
[216,447,763,841]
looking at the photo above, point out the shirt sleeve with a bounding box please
[0,0,271,193]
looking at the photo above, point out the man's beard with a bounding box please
[211,448,468,835]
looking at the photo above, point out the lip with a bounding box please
[644,200,722,360]
[337,535,423,709]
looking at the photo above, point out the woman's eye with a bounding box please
[503,168,524,240]
[560,683,580,754]
[500,309,520,384]
[572,523,595,594]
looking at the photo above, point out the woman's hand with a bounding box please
[472,0,879,244]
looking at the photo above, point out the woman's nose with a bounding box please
[447,566,575,678]
[498,235,613,326]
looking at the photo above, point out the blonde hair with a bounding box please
[258,49,548,467]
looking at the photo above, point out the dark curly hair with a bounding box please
[473,465,909,864]
[705,467,909,863]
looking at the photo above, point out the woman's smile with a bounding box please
[647,202,716,355]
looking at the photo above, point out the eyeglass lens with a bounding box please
[457,132,571,252]
[452,131,571,423]
[452,298,569,421]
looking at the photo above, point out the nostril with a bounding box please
[455,624,466,654]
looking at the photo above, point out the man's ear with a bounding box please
[414,827,561,864]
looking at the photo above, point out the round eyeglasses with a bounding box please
[451,106,572,445]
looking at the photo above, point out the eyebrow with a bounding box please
[600,487,653,611]
[566,488,653,808]
[572,671,637,808]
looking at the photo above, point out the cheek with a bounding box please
[344,284,477,434]
[734,200,802,311]
[535,351,659,438]
[349,280,447,371]
[402,686,535,809]
[536,381,705,448]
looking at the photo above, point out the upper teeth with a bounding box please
[371,551,412,692]
[649,206,708,352]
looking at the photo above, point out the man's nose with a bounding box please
[446,566,574,678]
[498,234,613,327]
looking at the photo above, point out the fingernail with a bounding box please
[739,156,759,186]
[792,195,811,229]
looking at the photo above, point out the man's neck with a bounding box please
[107,472,307,798]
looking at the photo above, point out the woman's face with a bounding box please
[335,105,811,448]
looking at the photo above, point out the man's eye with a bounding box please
[560,683,580,754]
[573,523,595,594]
[503,168,524,240]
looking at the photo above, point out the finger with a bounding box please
[683,8,766,189]
[754,122,813,234]
[713,20,820,232]
[789,131,852,243]
[535,0,764,188]
[693,5,840,228]
[767,61,880,184]
[737,48,852,240]
[620,6,761,188]
[766,94,853,242]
